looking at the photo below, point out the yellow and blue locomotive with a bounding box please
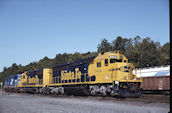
[6,51,142,97]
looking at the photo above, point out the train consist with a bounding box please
[4,51,143,98]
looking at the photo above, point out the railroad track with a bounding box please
[4,91,170,103]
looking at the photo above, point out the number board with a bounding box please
[109,55,117,59]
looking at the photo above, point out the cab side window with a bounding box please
[97,62,101,68]
[104,59,108,66]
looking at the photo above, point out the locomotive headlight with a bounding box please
[106,75,109,79]
[115,81,119,84]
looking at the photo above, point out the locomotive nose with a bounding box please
[109,63,135,81]
[119,65,130,72]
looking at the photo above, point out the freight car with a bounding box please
[141,76,170,94]
[5,51,143,98]
[136,65,170,94]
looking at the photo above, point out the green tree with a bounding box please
[160,42,170,65]
[97,38,112,53]
[112,36,130,53]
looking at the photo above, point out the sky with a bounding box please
[0,0,169,72]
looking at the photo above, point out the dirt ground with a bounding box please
[0,90,170,113]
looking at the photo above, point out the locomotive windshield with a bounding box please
[110,59,122,63]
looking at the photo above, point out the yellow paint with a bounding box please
[18,71,44,88]
[60,68,81,81]
[17,72,27,87]
[43,68,53,86]
[17,50,141,88]
[88,50,142,84]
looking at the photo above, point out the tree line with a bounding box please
[97,36,169,67]
[0,36,169,82]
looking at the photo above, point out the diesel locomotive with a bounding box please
[5,51,143,97]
